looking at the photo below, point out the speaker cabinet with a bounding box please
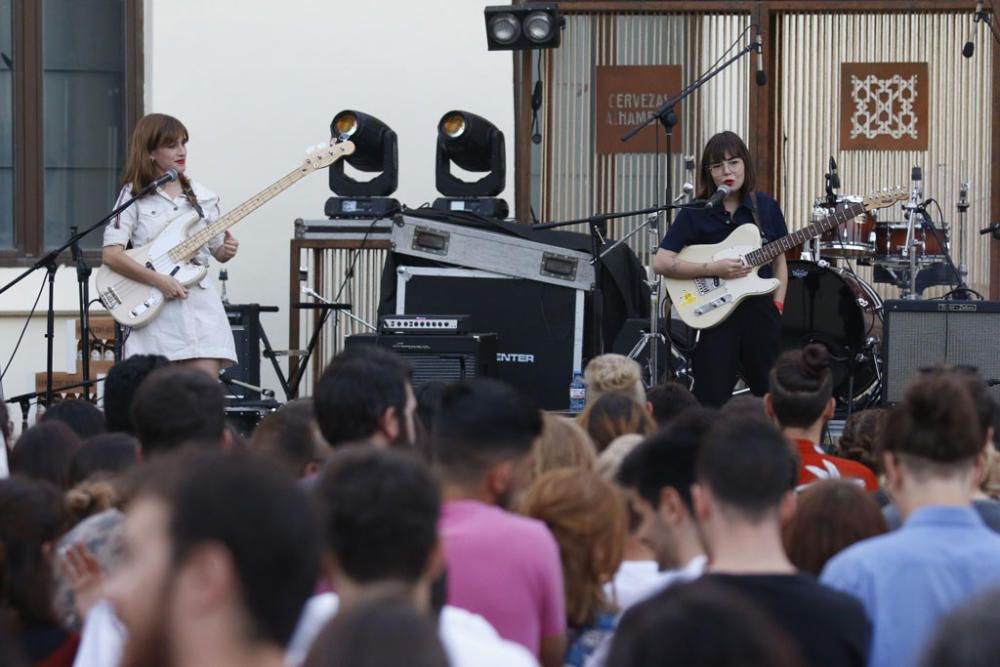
[882,300,1000,404]
[224,304,266,387]
[394,267,585,410]
[344,334,498,386]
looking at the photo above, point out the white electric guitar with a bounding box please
[96,140,355,328]
[665,188,906,329]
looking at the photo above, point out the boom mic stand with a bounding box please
[0,186,157,407]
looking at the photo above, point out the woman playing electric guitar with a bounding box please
[652,131,789,407]
[102,113,239,378]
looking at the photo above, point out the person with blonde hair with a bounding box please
[512,414,596,510]
[583,354,646,407]
[521,469,626,667]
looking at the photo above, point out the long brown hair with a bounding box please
[520,468,626,627]
[121,113,196,202]
[696,130,756,200]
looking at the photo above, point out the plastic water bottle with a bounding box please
[569,371,586,412]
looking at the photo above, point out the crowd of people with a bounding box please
[2,343,1000,667]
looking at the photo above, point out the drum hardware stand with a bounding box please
[901,166,923,299]
[956,179,970,273]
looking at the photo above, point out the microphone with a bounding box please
[958,178,970,213]
[705,184,731,208]
[904,165,922,217]
[143,169,178,193]
[755,27,767,86]
[828,156,841,190]
[964,0,984,58]
[979,222,1000,236]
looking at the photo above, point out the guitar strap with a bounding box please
[180,180,205,219]
[749,191,763,232]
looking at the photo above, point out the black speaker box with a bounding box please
[393,267,585,410]
[344,333,498,386]
[882,300,1000,404]
[224,304,267,387]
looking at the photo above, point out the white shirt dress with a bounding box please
[102,181,237,367]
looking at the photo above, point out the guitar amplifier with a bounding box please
[395,266,585,410]
[882,300,1000,404]
[224,304,277,388]
[344,333,497,386]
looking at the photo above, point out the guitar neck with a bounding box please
[745,202,866,266]
[168,165,311,262]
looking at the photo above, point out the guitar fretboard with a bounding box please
[744,202,867,267]
[167,165,311,263]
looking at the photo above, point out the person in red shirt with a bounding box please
[763,344,878,491]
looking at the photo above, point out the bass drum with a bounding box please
[780,260,882,407]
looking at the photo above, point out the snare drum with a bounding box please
[781,260,882,407]
[815,196,876,259]
[874,221,949,262]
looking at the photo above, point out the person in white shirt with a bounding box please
[288,445,537,667]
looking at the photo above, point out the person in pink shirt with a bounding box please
[433,379,566,667]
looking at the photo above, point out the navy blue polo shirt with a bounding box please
[659,192,788,278]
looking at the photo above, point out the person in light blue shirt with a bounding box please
[821,366,1000,667]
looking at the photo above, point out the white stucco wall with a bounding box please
[0,0,515,429]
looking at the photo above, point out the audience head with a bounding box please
[919,588,1000,667]
[694,413,797,526]
[766,344,834,429]
[131,366,226,455]
[606,579,802,667]
[616,408,716,568]
[512,414,596,507]
[836,408,887,476]
[103,354,170,434]
[583,354,646,407]
[10,421,82,489]
[721,394,766,417]
[595,434,644,482]
[431,379,542,507]
[413,380,449,450]
[249,398,330,477]
[881,367,985,491]
[521,468,626,627]
[105,451,321,665]
[68,433,140,486]
[0,400,12,453]
[40,398,106,439]
[577,393,656,453]
[646,382,699,428]
[782,479,887,576]
[0,477,69,628]
[314,346,415,449]
[316,447,440,589]
[303,593,449,667]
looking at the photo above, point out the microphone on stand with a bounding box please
[138,169,178,196]
[903,165,923,219]
[755,26,767,86]
[828,156,841,190]
[964,0,984,58]
[704,184,732,209]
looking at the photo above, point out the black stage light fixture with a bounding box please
[326,110,400,219]
[485,4,564,51]
[432,110,509,219]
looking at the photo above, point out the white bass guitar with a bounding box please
[664,188,906,329]
[96,140,354,328]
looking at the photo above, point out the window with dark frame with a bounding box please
[1,0,141,266]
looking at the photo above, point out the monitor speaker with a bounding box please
[882,300,1000,404]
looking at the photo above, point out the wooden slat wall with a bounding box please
[777,11,992,299]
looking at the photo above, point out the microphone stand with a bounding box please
[69,227,93,393]
[0,185,156,406]
[619,39,761,385]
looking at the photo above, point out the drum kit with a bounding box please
[779,162,970,413]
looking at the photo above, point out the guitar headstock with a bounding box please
[862,187,907,211]
[303,140,355,170]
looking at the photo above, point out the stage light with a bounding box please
[433,110,508,219]
[485,4,563,51]
[326,109,399,219]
